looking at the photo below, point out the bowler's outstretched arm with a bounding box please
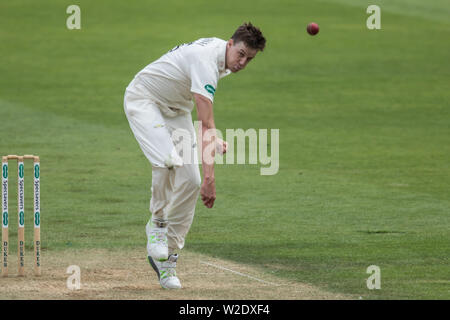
[194,93,216,208]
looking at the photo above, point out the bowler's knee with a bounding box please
[164,154,183,169]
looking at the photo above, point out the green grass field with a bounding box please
[0,0,449,299]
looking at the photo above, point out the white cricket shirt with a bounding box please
[126,37,231,116]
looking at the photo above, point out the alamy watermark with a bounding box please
[66,5,81,30]
[366,5,381,30]
[366,265,381,290]
[169,121,279,175]
[66,265,81,290]
[67,5,381,31]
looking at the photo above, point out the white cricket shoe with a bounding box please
[146,221,168,261]
[148,254,182,289]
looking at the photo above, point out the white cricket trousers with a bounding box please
[124,90,201,251]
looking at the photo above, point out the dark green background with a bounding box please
[0,0,448,299]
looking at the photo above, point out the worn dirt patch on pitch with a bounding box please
[0,249,351,299]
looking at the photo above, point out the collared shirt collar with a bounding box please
[218,40,232,79]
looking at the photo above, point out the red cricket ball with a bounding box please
[307,22,319,36]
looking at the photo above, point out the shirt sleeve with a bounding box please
[190,59,219,103]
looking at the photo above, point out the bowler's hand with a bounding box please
[201,178,216,208]
[216,138,228,155]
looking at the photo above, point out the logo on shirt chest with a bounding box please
[204,84,216,96]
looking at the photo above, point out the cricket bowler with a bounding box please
[124,22,266,289]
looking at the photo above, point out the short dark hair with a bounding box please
[231,22,266,51]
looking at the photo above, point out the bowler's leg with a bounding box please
[162,112,202,252]
[166,163,201,252]
[123,92,183,169]
[124,93,178,261]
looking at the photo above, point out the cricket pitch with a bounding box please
[0,248,351,300]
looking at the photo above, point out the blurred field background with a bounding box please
[0,0,449,299]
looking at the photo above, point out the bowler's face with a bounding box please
[225,39,258,73]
